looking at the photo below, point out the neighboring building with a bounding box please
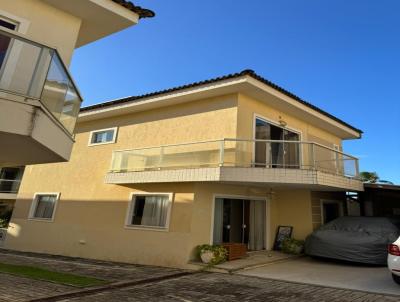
[5,70,363,268]
[0,0,154,167]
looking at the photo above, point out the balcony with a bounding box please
[0,28,82,166]
[106,139,363,191]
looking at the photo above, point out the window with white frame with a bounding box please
[30,194,59,220]
[88,127,117,146]
[127,194,172,229]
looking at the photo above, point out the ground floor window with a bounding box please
[127,193,172,229]
[29,193,59,220]
[321,200,343,224]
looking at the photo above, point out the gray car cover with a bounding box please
[305,217,400,265]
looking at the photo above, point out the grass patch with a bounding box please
[0,262,108,287]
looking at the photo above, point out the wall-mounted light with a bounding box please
[279,119,287,127]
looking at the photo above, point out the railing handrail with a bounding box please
[0,179,21,182]
[224,138,358,160]
[113,139,224,153]
[0,27,83,104]
[112,138,358,161]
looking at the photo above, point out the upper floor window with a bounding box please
[29,193,59,221]
[0,18,17,31]
[126,193,173,230]
[88,127,117,146]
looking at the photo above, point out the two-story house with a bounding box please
[4,70,363,268]
[0,0,154,167]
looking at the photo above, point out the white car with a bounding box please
[388,237,400,284]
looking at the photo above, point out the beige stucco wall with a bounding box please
[7,183,195,267]
[270,190,313,242]
[0,0,82,64]
[237,93,342,147]
[7,180,315,267]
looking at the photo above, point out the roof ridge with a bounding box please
[80,70,362,134]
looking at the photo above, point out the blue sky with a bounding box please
[71,0,400,184]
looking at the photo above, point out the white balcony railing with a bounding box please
[0,28,82,134]
[110,139,360,179]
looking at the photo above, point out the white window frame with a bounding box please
[253,114,304,167]
[88,127,118,146]
[28,192,60,222]
[211,194,271,250]
[125,192,173,232]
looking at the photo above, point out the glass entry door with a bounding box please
[254,118,300,168]
[213,198,266,250]
[222,199,249,244]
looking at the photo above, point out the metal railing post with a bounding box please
[219,139,225,167]
[110,151,115,172]
[159,146,164,170]
[355,158,360,178]
[311,143,316,170]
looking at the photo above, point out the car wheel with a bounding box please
[392,274,400,285]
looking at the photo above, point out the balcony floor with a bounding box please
[105,167,363,191]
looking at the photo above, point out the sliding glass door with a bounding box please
[213,198,266,250]
[254,117,300,168]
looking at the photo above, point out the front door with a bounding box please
[213,198,266,250]
[222,199,249,244]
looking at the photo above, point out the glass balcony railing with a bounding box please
[0,28,82,134]
[110,139,360,179]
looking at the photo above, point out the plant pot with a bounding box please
[200,251,215,264]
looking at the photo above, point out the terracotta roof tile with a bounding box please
[111,0,155,18]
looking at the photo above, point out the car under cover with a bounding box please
[305,217,400,265]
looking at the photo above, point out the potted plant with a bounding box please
[196,244,227,265]
[281,238,305,255]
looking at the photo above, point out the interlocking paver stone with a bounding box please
[60,272,400,302]
[0,250,399,302]
[0,274,72,302]
[0,250,182,281]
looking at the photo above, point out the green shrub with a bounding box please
[281,238,304,255]
[196,244,228,265]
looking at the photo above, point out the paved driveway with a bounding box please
[0,250,399,301]
[239,256,400,296]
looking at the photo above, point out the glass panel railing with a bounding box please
[312,144,358,177]
[111,141,223,172]
[0,31,52,98]
[224,139,314,169]
[110,139,359,179]
[0,29,82,134]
